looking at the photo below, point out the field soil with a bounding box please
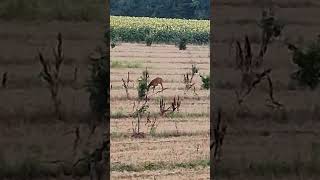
[212,0,320,179]
[0,21,106,179]
[110,43,210,179]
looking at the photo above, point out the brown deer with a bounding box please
[147,77,164,92]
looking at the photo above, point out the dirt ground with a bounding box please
[0,21,106,179]
[211,0,320,179]
[110,43,210,179]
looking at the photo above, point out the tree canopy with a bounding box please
[110,0,210,20]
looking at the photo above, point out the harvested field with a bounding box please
[212,0,320,179]
[0,21,107,179]
[110,43,210,179]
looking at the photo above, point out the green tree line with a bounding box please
[110,0,210,20]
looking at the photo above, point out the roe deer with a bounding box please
[147,77,164,92]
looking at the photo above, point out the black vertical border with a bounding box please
[210,0,214,179]
[105,0,111,179]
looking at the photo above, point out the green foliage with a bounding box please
[149,125,157,136]
[86,49,108,122]
[290,38,320,90]
[111,60,142,68]
[132,105,149,118]
[200,74,210,89]
[137,79,148,100]
[177,36,188,50]
[111,36,121,48]
[111,16,209,44]
[145,33,154,46]
[111,158,209,172]
[137,68,149,100]
[110,0,210,20]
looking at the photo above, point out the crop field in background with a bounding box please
[0,0,105,21]
[111,16,210,44]
[110,16,210,179]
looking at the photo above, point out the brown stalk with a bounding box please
[73,67,78,82]
[160,97,171,116]
[38,32,64,121]
[2,72,7,88]
[212,108,227,178]
[266,75,283,108]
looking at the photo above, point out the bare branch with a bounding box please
[2,72,7,88]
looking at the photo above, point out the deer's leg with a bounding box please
[153,86,155,92]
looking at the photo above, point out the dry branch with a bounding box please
[38,32,64,121]
[212,108,227,178]
[183,73,196,93]
[234,31,284,107]
[130,99,149,138]
[236,68,272,105]
[160,97,171,116]
[122,72,134,99]
[266,75,283,108]
[73,127,80,153]
[159,96,181,116]
[73,66,78,82]
[171,96,181,112]
[2,72,7,88]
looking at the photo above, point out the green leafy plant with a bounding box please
[86,47,108,134]
[200,74,210,89]
[137,68,149,100]
[111,36,121,48]
[288,37,320,90]
[177,36,188,50]
[145,30,154,46]
[131,101,149,138]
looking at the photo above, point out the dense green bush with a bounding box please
[145,32,154,46]
[137,68,149,100]
[289,38,320,89]
[86,49,108,122]
[200,74,210,90]
[177,36,188,50]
